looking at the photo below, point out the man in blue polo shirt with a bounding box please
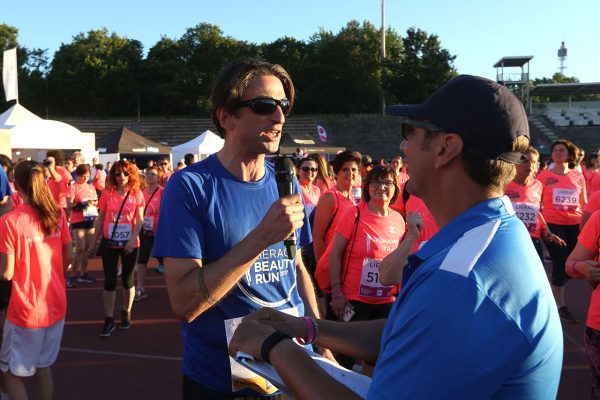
[229,75,563,399]
[153,58,320,399]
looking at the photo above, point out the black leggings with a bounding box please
[547,223,579,286]
[102,246,138,291]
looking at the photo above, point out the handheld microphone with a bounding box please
[274,156,297,260]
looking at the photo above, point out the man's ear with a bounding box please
[434,133,464,168]
[216,107,235,131]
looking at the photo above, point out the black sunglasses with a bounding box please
[113,171,129,177]
[401,119,443,140]
[237,97,291,116]
[301,167,318,173]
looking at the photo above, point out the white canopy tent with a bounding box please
[0,104,41,128]
[171,130,224,163]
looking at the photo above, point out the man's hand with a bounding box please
[228,320,278,360]
[405,212,423,239]
[243,308,306,338]
[255,194,304,246]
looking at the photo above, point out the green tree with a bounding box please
[48,28,143,116]
[386,27,457,105]
[176,23,259,115]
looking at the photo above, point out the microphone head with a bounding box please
[274,156,295,183]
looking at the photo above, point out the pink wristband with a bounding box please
[296,316,315,345]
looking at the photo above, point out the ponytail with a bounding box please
[14,160,60,235]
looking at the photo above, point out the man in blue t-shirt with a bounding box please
[153,58,320,399]
[229,75,563,399]
[0,161,12,216]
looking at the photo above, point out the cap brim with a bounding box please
[497,152,527,164]
[385,104,429,118]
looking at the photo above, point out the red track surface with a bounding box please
[48,258,592,399]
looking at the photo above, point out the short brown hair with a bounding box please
[331,151,362,175]
[551,139,579,169]
[362,165,400,204]
[461,135,530,193]
[210,58,295,138]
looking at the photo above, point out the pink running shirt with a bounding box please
[405,195,439,251]
[47,166,72,208]
[97,189,144,247]
[585,190,600,214]
[0,206,70,328]
[334,202,405,305]
[577,211,600,330]
[538,169,586,225]
[142,186,164,235]
[67,182,98,224]
[506,179,544,238]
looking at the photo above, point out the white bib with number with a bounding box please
[83,205,99,220]
[552,188,579,211]
[359,257,392,298]
[513,202,539,233]
[107,223,132,246]
[142,216,154,232]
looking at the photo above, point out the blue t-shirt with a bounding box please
[368,197,563,400]
[153,154,311,394]
[0,167,11,199]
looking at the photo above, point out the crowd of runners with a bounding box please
[0,59,598,399]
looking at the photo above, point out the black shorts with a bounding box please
[71,220,95,230]
[137,231,155,265]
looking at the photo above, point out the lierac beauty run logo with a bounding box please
[545,177,559,186]
[245,247,295,285]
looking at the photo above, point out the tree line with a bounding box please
[0,22,590,118]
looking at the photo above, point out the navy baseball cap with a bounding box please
[386,75,529,164]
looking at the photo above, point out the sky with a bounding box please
[3,0,600,83]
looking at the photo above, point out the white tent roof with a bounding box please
[11,119,84,149]
[0,104,41,128]
[172,130,224,162]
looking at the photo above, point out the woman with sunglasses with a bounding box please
[90,160,144,337]
[66,164,98,288]
[134,165,164,301]
[322,166,405,369]
[537,139,587,323]
[0,161,72,400]
[297,157,321,219]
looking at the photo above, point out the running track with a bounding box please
[51,258,592,399]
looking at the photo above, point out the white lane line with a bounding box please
[60,347,182,361]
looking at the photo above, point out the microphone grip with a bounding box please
[284,235,296,260]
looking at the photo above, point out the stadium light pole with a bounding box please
[381,0,386,116]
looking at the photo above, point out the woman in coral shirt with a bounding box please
[0,160,72,399]
[566,210,600,397]
[538,139,587,323]
[90,160,144,337]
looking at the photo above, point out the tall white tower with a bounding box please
[557,42,568,74]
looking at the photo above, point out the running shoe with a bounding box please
[66,276,77,288]
[120,310,131,330]
[558,306,579,323]
[77,273,96,283]
[156,264,165,274]
[99,318,116,337]
[134,288,148,302]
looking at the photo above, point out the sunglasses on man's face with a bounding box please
[301,167,318,173]
[401,119,443,140]
[237,97,291,116]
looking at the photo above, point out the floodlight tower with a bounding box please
[557,42,568,74]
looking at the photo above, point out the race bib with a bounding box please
[142,216,154,234]
[83,205,99,221]
[107,223,132,247]
[552,188,579,211]
[513,202,539,233]
[359,257,392,298]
